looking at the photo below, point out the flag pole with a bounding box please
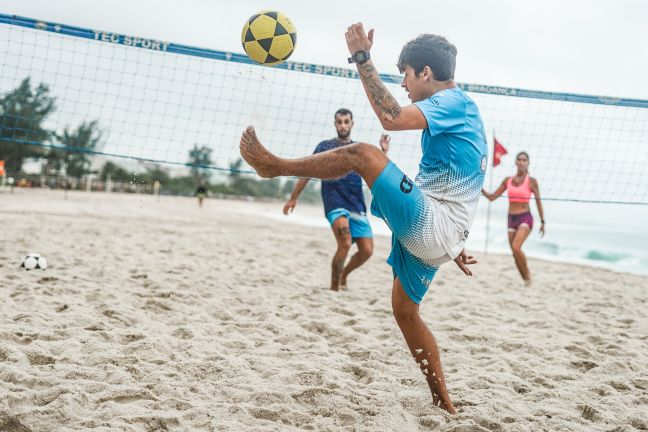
[485,130,495,255]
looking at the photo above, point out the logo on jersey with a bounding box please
[400,175,413,194]
[480,155,487,172]
[463,229,470,240]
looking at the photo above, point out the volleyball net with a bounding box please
[1,14,647,204]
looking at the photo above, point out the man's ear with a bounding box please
[423,65,434,82]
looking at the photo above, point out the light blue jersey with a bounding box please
[414,87,488,257]
[370,86,487,304]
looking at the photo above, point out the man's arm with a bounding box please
[345,24,426,131]
[283,177,310,215]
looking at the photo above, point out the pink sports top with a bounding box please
[507,175,532,203]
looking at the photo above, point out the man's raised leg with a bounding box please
[239,126,388,188]
[391,277,456,414]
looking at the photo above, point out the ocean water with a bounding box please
[262,197,648,276]
[469,199,648,275]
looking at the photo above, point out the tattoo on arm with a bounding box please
[359,63,401,120]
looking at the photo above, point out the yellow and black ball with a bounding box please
[241,11,297,66]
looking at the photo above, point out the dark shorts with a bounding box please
[508,211,533,231]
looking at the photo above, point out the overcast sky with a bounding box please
[3,0,647,100]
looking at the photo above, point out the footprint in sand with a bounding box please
[570,360,598,372]
[330,306,355,317]
[144,299,172,312]
[121,334,145,344]
[0,415,31,432]
[26,351,56,366]
[475,418,505,431]
[609,381,631,391]
[564,344,593,358]
[172,327,194,339]
[291,387,334,404]
[8,332,37,345]
[247,407,284,423]
[38,276,58,283]
[580,404,600,421]
[419,416,442,429]
[632,378,648,390]
[102,308,135,324]
[344,364,373,384]
[513,383,530,394]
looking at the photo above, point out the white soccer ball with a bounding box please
[21,253,47,270]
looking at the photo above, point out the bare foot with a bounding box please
[239,126,281,178]
[524,278,533,287]
[442,402,457,415]
[340,276,347,290]
[432,392,456,414]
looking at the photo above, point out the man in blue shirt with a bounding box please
[240,25,487,414]
[283,108,390,291]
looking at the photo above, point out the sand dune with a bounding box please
[1,189,647,431]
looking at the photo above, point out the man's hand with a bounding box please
[283,198,297,215]
[454,249,477,276]
[379,133,391,153]
[345,23,374,56]
[539,222,545,238]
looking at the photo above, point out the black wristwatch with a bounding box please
[348,50,371,64]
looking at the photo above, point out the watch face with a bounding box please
[355,51,368,62]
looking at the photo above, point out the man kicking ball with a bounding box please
[240,24,487,413]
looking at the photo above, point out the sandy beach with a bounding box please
[1,188,647,431]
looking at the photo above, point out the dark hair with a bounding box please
[516,151,530,162]
[397,34,457,80]
[334,108,353,120]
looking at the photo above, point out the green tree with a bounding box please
[282,178,322,204]
[188,145,213,181]
[228,158,259,196]
[58,120,102,179]
[142,164,170,184]
[228,158,244,180]
[0,77,56,174]
[100,161,132,182]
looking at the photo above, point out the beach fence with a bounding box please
[4,172,156,194]
[1,14,648,248]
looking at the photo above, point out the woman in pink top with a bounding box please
[482,151,545,285]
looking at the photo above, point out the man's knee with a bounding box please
[348,143,383,162]
[358,243,373,259]
[337,242,352,255]
[392,300,418,324]
[361,249,373,260]
[336,230,352,254]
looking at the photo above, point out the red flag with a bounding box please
[493,137,508,167]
